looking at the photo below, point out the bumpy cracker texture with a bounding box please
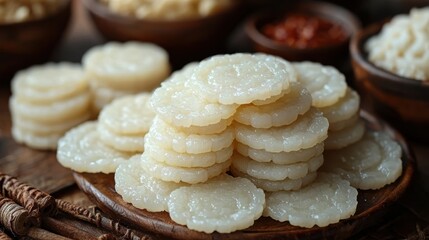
[325,120,365,150]
[11,63,88,104]
[150,64,238,127]
[234,83,312,129]
[232,153,324,181]
[168,175,265,233]
[231,167,317,192]
[145,137,233,168]
[146,117,234,154]
[236,142,324,165]
[57,122,132,173]
[188,53,296,104]
[83,42,170,89]
[115,155,187,212]
[10,93,91,123]
[322,131,403,190]
[141,152,231,184]
[264,173,358,228]
[319,88,360,124]
[293,62,347,108]
[97,123,146,152]
[99,93,155,135]
[12,112,90,135]
[235,108,329,152]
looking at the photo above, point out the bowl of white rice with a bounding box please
[350,7,429,142]
[82,0,244,67]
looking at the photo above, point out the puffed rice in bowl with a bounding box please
[350,7,429,142]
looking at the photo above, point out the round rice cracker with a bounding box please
[150,62,238,129]
[11,62,89,104]
[146,117,234,154]
[235,108,329,153]
[231,153,324,181]
[293,61,347,108]
[90,81,136,113]
[9,92,91,124]
[231,166,317,192]
[263,172,358,228]
[83,42,171,91]
[57,122,132,173]
[11,111,91,135]
[188,53,297,105]
[168,174,265,234]
[319,88,360,124]
[234,82,312,129]
[12,126,62,150]
[140,152,231,184]
[251,88,289,106]
[322,131,403,190]
[98,93,155,135]
[329,112,360,132]
[97,123,145,153]
[145,136,233,168]
[325,120,366,150]
[115,155,187,212]
[175,117,233,135]
[236,142,324,165]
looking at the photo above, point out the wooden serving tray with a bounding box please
[74,111,414,240]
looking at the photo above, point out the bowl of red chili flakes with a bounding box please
[245,1,360,65]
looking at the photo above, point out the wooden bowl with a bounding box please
[82,0,245,67]
[73,111,414,240]
[245,1,360,66]
[0,0,72,82]
[350,20,429,142]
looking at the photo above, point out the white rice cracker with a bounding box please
[57,122,132,173]
[188,53,297,105]
[115,155,187,212]
[235,108,328,152]
[322,131,403,190]
[140,152,231,184]
[264,173,358,228]
[168,174,265,233]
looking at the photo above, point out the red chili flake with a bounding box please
[261,13,348,48]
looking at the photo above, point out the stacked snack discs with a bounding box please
[232,83,328,192]
[115,54,300,233]
[57,93,155,173]
[57,121,133,173]
[293,62,365,150]
[115,63,238,215]
[82,42,171,113]
[54,53,404,233]
[321,130,403,190]
[97,93,155,153]
[142,63,237,184]
[9,63,91,150]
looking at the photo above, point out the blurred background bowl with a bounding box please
[82,0,245,68]
[0,0,71,83]
[245,1,360,67]
[350,20,429,143]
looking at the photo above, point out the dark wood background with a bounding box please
[1,1,429,239]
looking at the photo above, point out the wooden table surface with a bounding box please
[2,1,429,239]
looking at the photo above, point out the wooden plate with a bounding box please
[74,111,414,240]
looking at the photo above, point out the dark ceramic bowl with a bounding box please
[350,20,429,142]
[245,1,360,66]
[0,0,71,82]
[82,0,244,67]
